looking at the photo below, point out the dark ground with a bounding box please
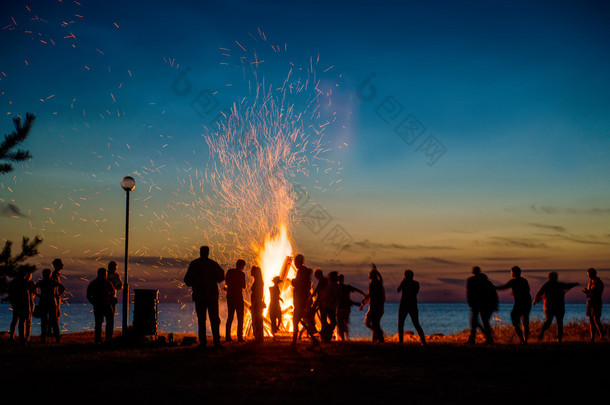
[1,331,608,404]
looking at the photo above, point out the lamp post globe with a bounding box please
[121,176,136,191]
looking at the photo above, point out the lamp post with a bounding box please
[120,176,136,332]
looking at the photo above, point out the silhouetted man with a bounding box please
[225,259,246,342]
[582,268,605,342]
[397,269,426,345]
[87,268,116,344]
[7,268,36,344]
[291,254,319,346]
[184,246,225,348]
[496,266,531,344]
[336,274,365,341]
[466,266,498,345]
[36,268,65,343]
[533,271,578,343]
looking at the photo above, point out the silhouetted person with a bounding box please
[336,274,365,341]
[582,268,605,342]
[50,258,64,337]
[184,245,225,348]
[397,270,426,345]
[533,271,578,343]
[86,268,116,344]
[495,266,531,344]
[107,260,122,320]
[466,266,498,345]
[319,271,340,343]
[291,254,319,346]
[107,261,123,290]
[361,264,385,343]
[7,269,36,344]
[225,259,246,342]
[250,266,266,343]
[311,268,327,312]
[269,276,284,335]
[36,268,65,343]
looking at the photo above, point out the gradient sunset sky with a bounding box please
[1,0,609,302]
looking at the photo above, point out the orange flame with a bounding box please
[254,223,296,335]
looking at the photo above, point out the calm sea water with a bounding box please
[1,302,600,338]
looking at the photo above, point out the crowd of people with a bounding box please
[182,246,606,348]
[2,245,606,346]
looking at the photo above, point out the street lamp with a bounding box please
[120,176,136,332]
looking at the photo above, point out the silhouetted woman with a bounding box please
[397,269,426,345]
[583,268,605,341]
[361,264,385,343]
[250,266,266,343]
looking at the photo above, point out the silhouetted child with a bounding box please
[582,268,604,342]
[250,266,266,343]
[397,269,426,345]
[36,268,65,343]
[269,276,283,335]
[533,271,578,343]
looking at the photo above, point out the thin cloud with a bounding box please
[529,223,566,233]
[419,257,462,265]
[528,205,610,216]
[489,237,549,249]
[350,239,455,251]
[0,203,28,218]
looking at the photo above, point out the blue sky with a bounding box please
[1,0,609,302]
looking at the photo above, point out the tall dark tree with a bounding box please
[0,236,43,297]
[0,112,36,174]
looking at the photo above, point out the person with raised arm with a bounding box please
[495,266,531,344]
[533,271,578,343]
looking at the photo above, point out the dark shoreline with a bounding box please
[1,330,609,404]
